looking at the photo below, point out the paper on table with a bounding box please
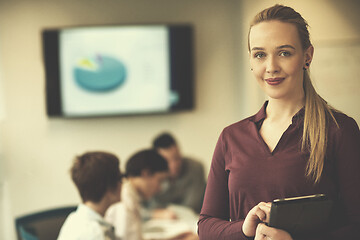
[142,219,192,240]
[142,204,199,240]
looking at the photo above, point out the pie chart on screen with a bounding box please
[74,55,127,92]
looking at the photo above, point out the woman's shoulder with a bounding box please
[331,110,359,130]
[219,103,265,142]
[329,110,360,139]
[217,115,259,145]
[223,102,266,133]
[223,114,257,133]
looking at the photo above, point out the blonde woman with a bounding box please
[198,4,360,240]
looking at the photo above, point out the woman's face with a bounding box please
[249,20,313,101]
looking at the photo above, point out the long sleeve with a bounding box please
[198,131,250,240]
[301,116,360,240]
[198,104,360,240]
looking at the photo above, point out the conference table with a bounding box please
[142,204,199,240]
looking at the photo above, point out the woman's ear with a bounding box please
[304,45,314,65]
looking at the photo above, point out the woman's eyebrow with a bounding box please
[251,47,265,51]
[277,44,295,49]
[251,45,295,51]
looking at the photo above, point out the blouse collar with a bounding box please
[251,101,305,125]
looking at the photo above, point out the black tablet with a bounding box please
[268,194,333,237]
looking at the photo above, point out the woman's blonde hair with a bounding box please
[248,4,338,183]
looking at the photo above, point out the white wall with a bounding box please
[0,1,243,239]
[0,0,359,239]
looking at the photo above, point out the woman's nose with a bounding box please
[266,56,280,73]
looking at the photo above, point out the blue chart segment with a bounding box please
[74,55,127,92]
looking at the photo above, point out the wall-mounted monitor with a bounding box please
[42,24,194,117]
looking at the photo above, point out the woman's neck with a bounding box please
[266,97,304,121]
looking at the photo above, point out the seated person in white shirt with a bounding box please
[58,151,123,240]
[105,149,198,240]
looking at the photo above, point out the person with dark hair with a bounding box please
[153,133,176,149]
[150,132,206,214]
[198,4,360,240]
[125,149,169,179]
[58,151,123,240]
[106,149,198,240]
[105,149,169,240]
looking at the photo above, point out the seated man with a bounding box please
[150,133,206,214]
[105,149,198,240]
[58,151,123,240]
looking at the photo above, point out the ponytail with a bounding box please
[302,70,338,183]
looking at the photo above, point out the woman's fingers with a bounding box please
[243,202,272,237]
[248,202,271,222]
[257,202,271,210]
[257,202,271,223]
[255,223,293,240]
[254,206,267,222]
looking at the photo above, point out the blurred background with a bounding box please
[0,0,359,239]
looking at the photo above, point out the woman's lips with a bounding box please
[265,77,285,85]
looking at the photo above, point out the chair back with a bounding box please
[15,206,77,240]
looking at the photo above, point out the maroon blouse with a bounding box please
[198,102,360,240]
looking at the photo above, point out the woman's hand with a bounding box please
[242,202,271,237]
[254,223,293,240]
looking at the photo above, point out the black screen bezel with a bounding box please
[42,24,194,118]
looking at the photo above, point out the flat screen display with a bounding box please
[42,24,194,117]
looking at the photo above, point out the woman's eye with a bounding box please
[254,52,265,59]
[280,51,291,57]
